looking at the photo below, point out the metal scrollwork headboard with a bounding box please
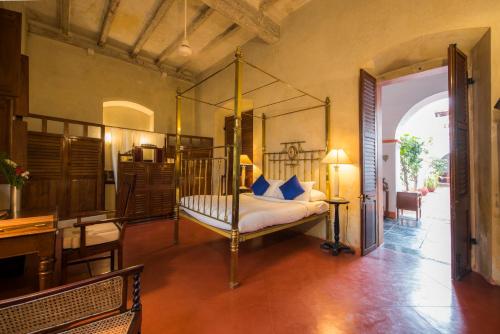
[263,141,327,193]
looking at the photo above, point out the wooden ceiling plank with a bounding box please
[156,5,215,64]
[177,23,240,73]
[28,19,194,82]
[131,0,176,58]
[59,0,71,35]
[200,0,279,44]
[98,0,121,46]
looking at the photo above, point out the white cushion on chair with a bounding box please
[62,215,119,249]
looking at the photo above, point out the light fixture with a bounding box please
[178,0,192,57]
[322,149,352,199]
[105,132,112,143]
[495,98,500,110]
[240,154,253,188]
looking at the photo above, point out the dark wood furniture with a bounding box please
[396,191,422,221]
[0,8,28,174]
[0,265,144,334]
[0,213,56,291]
[321,198,355,256]
[225,110,254,190]
[22,114,105,219]
[117,150,174,218]
[60,174,136,281]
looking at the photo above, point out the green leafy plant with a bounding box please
[425,175,438,192]
[430,158,448,177]
[0,152,30,188]
[399,134,427,191]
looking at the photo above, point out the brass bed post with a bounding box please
[262,113,266,177]
[230,48,243,289]
[325,96,332,243]
[174,88,182,245]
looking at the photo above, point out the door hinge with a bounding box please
[467,77,475,85]
[470,237,478,245]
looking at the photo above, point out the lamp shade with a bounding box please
[240,154,253,166]
[322,149,351,165]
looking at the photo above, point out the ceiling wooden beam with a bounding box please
[98,0,121,46]
[157,5,215,64]
[200,0,279,44]
[58,0,71,35]
[177,23,240,74]
[259,0,281,12]
[28,19,194,82]
[130,0,175,58]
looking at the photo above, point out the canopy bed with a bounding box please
[174,48,332,288]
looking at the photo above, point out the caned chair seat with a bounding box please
[61,310,135,334]
[63,222,120,249]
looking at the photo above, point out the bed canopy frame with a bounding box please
[174,48,332,288]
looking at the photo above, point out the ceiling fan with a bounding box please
[178,0,192,57]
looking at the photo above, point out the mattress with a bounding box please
[181,193,328,233]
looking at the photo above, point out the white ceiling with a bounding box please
[23,0,312,81]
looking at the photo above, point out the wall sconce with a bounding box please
[494,98,500,110]
[105,132,112,143]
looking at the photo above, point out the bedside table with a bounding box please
[320,197,355,256]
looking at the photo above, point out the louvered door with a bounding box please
[23,132,65,213]
[67,137,104,216]
[359,69,378,255]
[448,44,471,280]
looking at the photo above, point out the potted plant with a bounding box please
[399,134,427,191]
[0,153,30,217]
[425,176,438,192]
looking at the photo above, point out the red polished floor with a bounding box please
[89,219,500,333]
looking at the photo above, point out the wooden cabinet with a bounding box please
[0,8,21,97]
[117,161,175,218]
[15,55,29,117]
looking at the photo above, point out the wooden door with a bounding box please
[448,44,471,280]
[0,8,21,97]
[359,70,378,255]
[66,137,104,216]
[225,110,253,193]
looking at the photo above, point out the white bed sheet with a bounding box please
[181,193,328,233]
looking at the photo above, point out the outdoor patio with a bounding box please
[383,185,451,264]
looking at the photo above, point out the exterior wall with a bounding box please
[381,72,448,213]
[195,0,500,284]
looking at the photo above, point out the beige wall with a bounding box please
[103,106,154,132]
[26,34,196,135]
[195,0,500,284]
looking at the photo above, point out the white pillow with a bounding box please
[294,181,315,201]
[263,178,315,201]
[310,189,327,201]
[263,179,284,199]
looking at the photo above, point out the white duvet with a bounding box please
[181,193,328,233]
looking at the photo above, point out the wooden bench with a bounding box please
[0,265,143,334]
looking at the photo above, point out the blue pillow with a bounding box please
[251,175,270,196]
[279,175,304,200]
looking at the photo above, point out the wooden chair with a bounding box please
[59,174,136,281]
[0,264,143,334]
[396,191,422,221]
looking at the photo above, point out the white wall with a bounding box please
[381,71,448,212]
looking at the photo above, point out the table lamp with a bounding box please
[322,149,351,199]
[239,154,253,187]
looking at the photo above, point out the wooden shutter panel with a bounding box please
[448,44,471,280]
[359,69,378,255]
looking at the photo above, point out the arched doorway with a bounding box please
[103,100,155,132]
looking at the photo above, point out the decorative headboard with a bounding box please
[263,141,327,193]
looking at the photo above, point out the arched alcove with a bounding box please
[103,100,155,131]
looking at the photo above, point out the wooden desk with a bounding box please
[0,215,56,290]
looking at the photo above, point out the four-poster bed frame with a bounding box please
[174,48,332,288]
